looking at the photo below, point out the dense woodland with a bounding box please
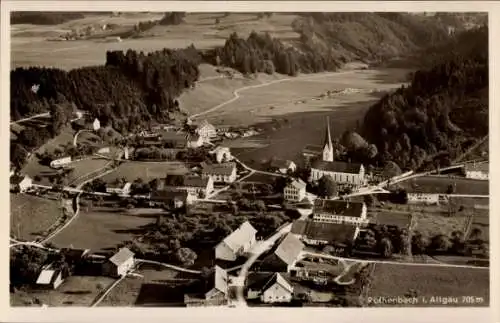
[11,12,87,25]
[361,26,488,170]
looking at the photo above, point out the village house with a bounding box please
[187,133,204,149]
[270,159,297,174]
[215,221,257,261]
[164,174,214,198]
[195,120,217,141]
[247,273,294,304]
[202,162,237,183]
[50,156,72,168]
[312,199,368,225]
[291,219,360,248]
[262,234,304,273]
[106,182,132,195]
[209,146,232,163]
[407,192,440,205]
[102,247,135,278]
[158,131,188,149]
[149,189,195,209]
[184,266,228,307]
[10,174,33,193]
[284,179,307,202]
[463,162,489,180]
[92,118,101,131]
[35,264,64,290]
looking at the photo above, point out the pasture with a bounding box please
[10,275,115,307]
[10,193,64,241]
[11,13,299,71]
[367,263,489,306]
[412,213,468,238]
[369,211,411,229]
[100,161,189,183]
[396,176,489,195]
[49,208,156,252]
[97,262,199,307]
[66,158,111,185]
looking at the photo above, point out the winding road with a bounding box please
[189,70,357,120]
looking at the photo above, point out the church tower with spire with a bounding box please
[322,116,334,162]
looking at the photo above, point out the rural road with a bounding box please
[10,112,50,125]
[233,222,293,307]
[189,70,358,120]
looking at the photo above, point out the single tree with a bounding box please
[317,175,338,198]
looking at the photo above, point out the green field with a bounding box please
[49,208,157,252]
[370,211,411,228]
[366,263,489,306]
[396,176,489,195]
[10,275,115,307]
[66,158,111,185]
[10,193,64,241]
[412,213,468,238]
[100,161,189,183]
[98,262,198,307]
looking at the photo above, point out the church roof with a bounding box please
[311,159,362,174]
[323,116,333,151]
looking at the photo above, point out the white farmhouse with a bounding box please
[103,248,135,278]
[407,193,440,205]
[106,182,132,195]
[92,118,101,131]
[202,162,237,183]
[50,156,72,168]
[35,265,64,290]
[312,199,368,225]
[215,221,257,261]
[10,175,33,193]
[270,159,297,174]
[209,146,232,164]
[260,273,294,304]
[284,179,307,202]
[195,120,217,140]
[463,162,489,180]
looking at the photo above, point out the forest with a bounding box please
[361,26,488,171]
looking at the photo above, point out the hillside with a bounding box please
[361,26,488,171]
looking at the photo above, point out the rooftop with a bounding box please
[313,199,365,218]
[270,159,294,169]
[311,159,362,174]
[202,162,237,176]
[274,233,304,266]
[219,221,257,253]
[464,162,489,173]
[293,220,358,244]
[165,175,210,188]
[108,247,134,266]
[150,188,188,201]
[287,179,307,190]
[36,269,61,285]
[262,273,293,293]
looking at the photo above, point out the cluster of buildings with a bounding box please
[34,247,135,291]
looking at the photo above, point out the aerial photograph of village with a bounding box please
[8,10,489,308]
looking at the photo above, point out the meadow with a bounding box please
[10,275,115,307]
[100,161,190,184]
[366,263,489,306]
[49,208,157,252]
[10,193,64,241]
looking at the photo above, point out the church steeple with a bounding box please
[322,116,334,162]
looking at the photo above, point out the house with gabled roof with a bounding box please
[184,266,229,307]
[270,158,297,174]
[260,273,294,303]
[10,174,32,193]
[215,221,257,261]
[195,120,217,140]
[164,174,214,198]
[35,264,64,290]
[102,247,135,278]
[284,179,307,202]
[202,162,237,183]
[312,199,368,225]
[262,233,304,273]
[291,219,359,247]
[209,146,232,163]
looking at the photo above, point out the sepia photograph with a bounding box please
[5,6,491,313]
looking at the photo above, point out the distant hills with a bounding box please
[361,26,488,171]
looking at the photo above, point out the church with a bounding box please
[308,117,365,189]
